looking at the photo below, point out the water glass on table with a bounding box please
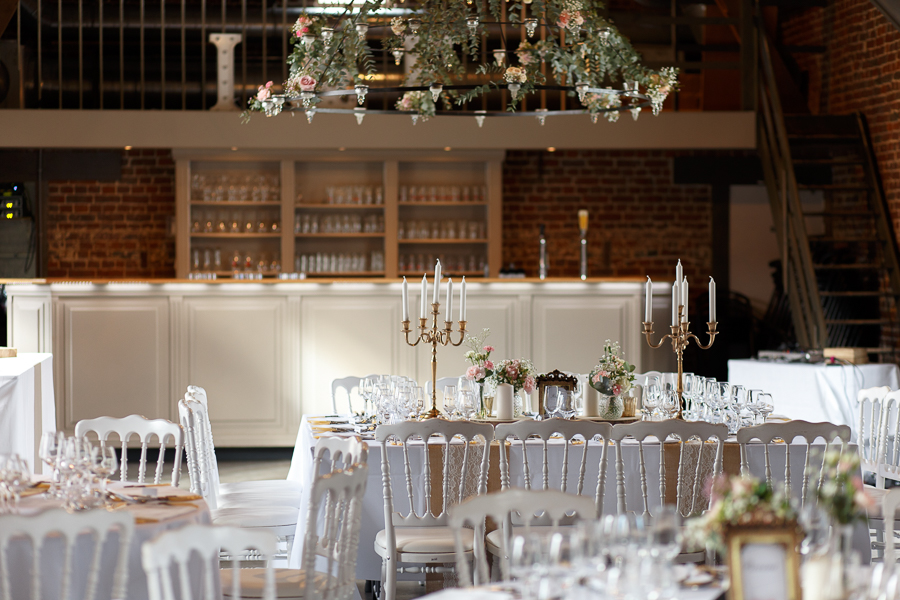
[443,386,458,419]
[0,454,30,514]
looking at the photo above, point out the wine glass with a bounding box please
[0,454,29,514]
[510,534,548,599]
[543,386,562,419]
[643,379,661,420]
[747,389,764,425]
[443,386,457,419]
[559,389,576,420]
[661,390,679,419]
[39,431,64,497]
[89,446,118,506]
[756,393,775,423]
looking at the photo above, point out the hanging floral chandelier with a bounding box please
[243,0,679,126]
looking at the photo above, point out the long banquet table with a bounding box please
[0,353,56,473]
[6,483,211,600]
[727,359,900,439]
[287,415,870,580]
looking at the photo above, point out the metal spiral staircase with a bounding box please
[757,34,900,361]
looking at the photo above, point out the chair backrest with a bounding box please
[878,391,900,485]
[0,508,134,600]
[178,399,201,496]
[857,386,891,485]
[313,436,368,475]
[142,524,277,600]
[425,377,466,397]
[448,489,596,586]
[494,418,613,517]
[186,385,208,405]
[374,419,494,529]
[330,376,370,415]
[180,399,222,508]
[299,465,369,600]
[632,371,664,387]
[884,488,900,566]
[736,420,851,507]
[75,414,184,486]
[609,419,728,518]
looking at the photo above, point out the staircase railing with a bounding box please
[757,31,827,349]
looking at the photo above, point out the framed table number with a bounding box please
[726,526,802,600]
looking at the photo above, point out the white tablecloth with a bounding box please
[727,359,900,439]
[0,353,55,473]
[6,486,211,600]
[288,416,870,581]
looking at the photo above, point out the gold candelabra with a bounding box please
[642,304,718,419]
[402,303,467,419]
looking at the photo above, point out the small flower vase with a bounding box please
[476,382,487,419]
[598,394,624,420]
[514,390,524,417]
[507,83,521,101]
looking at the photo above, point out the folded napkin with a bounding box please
[423,588,513,600]
[111,484,202,502]
[113,502,200,523]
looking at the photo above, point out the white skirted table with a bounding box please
[727,359,900,437]
[287,415,870,581]
[0,353,55,473]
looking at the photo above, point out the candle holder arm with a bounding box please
[642,321,673,349]
[402,321,423,347]
[685,322,719,350]
[448,321,468,346]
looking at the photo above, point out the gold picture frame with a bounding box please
[535,369,578,418]
[726,524,803,600]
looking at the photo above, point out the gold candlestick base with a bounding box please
[403,306,466,420]
[642,307,718,419]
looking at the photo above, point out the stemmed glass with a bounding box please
[443,386,458,419]
[558,389,576,420]
[510,534,549,600]
[543,386,562,419]
[756,392,775,423]
[661,390,679,419]
[747,389,764,425]
[89,446,119,506]
[0,454,30,514]
[39,431,64,497]
[642,378,661,420]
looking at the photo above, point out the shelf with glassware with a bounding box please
[186,161,285,280]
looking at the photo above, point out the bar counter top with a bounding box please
[1,276,649,286]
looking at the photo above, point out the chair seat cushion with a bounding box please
[217,490,303,509]
[374,527,474,555]
[220,480,302,496]
[220,568,336,599]
[212,506,299,528]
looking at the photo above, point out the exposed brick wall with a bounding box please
[781,0,900,233]
[46,149,176,278]
[501,150,713,280]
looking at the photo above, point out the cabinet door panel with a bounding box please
[301,296,405,416]
[531,294,640,375]
[183,296,294,445]
[60,298,170,429]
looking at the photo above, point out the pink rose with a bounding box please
[612,384,622,396]
[466,365,485,381]
[256,81,273,102]
[484,360,494,370]
[506,366,518,379]
[523,375,536,395]
[483,345,495,353]
[855,488,876,510]
[592,373,601,384]
[299,75,317,92]
[295,27,309,37]
[557,10,570,28]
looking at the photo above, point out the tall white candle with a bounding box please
[709,277,716,322]
[433,260,442,304]
[420,275,427,319]
[402,277,409,322]
[671,283,678,327]
[445,278,453,322]
[644,276,652,322]
[460,277,467,321]
[675,259,683,309]
[682,277,689,323]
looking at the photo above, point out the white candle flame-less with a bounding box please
[644,276,652,322]
[402,277,409,322]
[432,260,442,304]
[420,275,427,319]
[671,283,678,326]
[709,276,716,322]
[681,277,688,323]
[496,383,514,420]
[460,277,467,321]
[675,259,683,307]
[445,278,453,322]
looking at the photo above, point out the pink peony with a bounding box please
[466,365,485,381]
[855,488,876,510]
[484,360,494,370]
[592,372,601,384]
[523,375,536,394]
[612,384,622,396]
[506,366,519,379]
[256,81,273,102]
[556,9,583,30]
[298,75,317,92]
[483,345,495,353]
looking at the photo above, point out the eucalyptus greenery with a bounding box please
[243,0,679,121]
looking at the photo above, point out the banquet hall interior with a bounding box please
[2,0,900,599]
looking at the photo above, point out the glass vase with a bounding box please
[599,394,624,420]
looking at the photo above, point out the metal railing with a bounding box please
[756,29,826,349]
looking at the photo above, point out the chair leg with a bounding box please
[384,556,397,600]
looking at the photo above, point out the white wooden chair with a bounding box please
[632,371,664,387]
[0,508,134,600]
[75,414,184,486]
[180,399,300,559]
[425,377,466,398]
[858,386,892,487]
[180,393,302,505]
[736,420,851,507]
[313,435,368,474]
[142,524,278,600]
[882,488,900,567]
[878,390,900,486]
[609,419,728,518]
[374,419,495,600]
[221,464,369,600]
[448,489,597,586]
[331,375,378,415]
